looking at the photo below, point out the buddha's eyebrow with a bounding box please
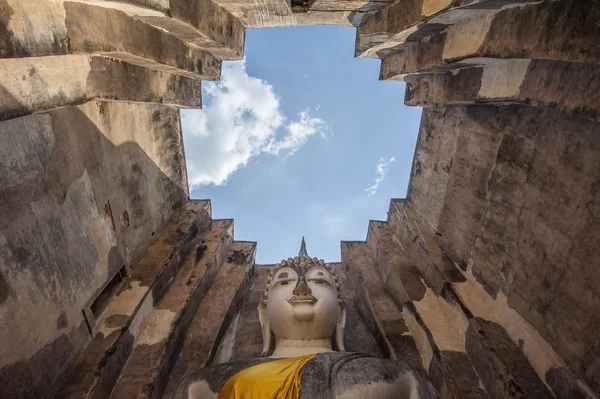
[277,272,289,279]
[317,271,324,277]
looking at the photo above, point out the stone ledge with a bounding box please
[363,223,487,398]
[0,54,202,122]
[170,0,246,59]
[355,0,478,58]
[64,1,222,80]
[374,202,487,398]
[379,0,600,78]
[403,58,600,122]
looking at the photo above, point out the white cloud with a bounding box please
[181,61,326,189]
[265,110,326,156]
[365,157,395,197]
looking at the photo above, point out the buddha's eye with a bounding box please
[280,281,289,286]
[310,279,327,285]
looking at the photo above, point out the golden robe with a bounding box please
[218,354,317,399]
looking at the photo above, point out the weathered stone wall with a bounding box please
[407,105,600,394]
[0,101,188,398]
[0,0,236,396]
[350,0,600,395]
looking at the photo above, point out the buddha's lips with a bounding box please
[287,295,318,305]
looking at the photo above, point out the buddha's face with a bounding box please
[266,265,340,341]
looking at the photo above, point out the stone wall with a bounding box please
[408,105,600,394]
[0,101,188,398]
[348,0,600,395]
[0,0,227,396]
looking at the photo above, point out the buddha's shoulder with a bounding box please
[302,353,440,399]
[171,358,271,399]
[172,353,439,399]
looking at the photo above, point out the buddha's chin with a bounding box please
[292,304,315,322]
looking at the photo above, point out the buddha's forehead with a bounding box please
[269,266,334,291]
[273,264,332,279]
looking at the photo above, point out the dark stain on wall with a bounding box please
[0,270,10,304]
[227,249,249,265]
[196,244,208,262]
[105,314,130,329]
[0,0,14,57]
[587,201,600,220]
[56,312,69,330]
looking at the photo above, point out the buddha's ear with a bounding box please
[258,302,272,357]
[335,301,347,352]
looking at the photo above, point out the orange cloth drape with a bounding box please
[218,354,317,399]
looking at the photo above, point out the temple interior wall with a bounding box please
[0,102,188,398]
[407,105,600,392]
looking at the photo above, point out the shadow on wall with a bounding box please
[0,101,188,399]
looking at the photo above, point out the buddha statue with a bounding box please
[172,238,440,399]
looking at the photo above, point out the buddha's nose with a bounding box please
[293,277,312,296]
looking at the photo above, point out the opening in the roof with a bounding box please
[180,26,422,263]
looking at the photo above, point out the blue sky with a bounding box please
[181,26,422,263]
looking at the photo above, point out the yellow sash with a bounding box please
[218,354,318,399]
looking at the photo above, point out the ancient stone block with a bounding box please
[404,58,600,122]
[64,2,222,80]
[0,102,192,399]
[169,0,245,59]
[380,0,600,79]
[356,0,474,58]
[0,54,203,122]
[0,0,68,58]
